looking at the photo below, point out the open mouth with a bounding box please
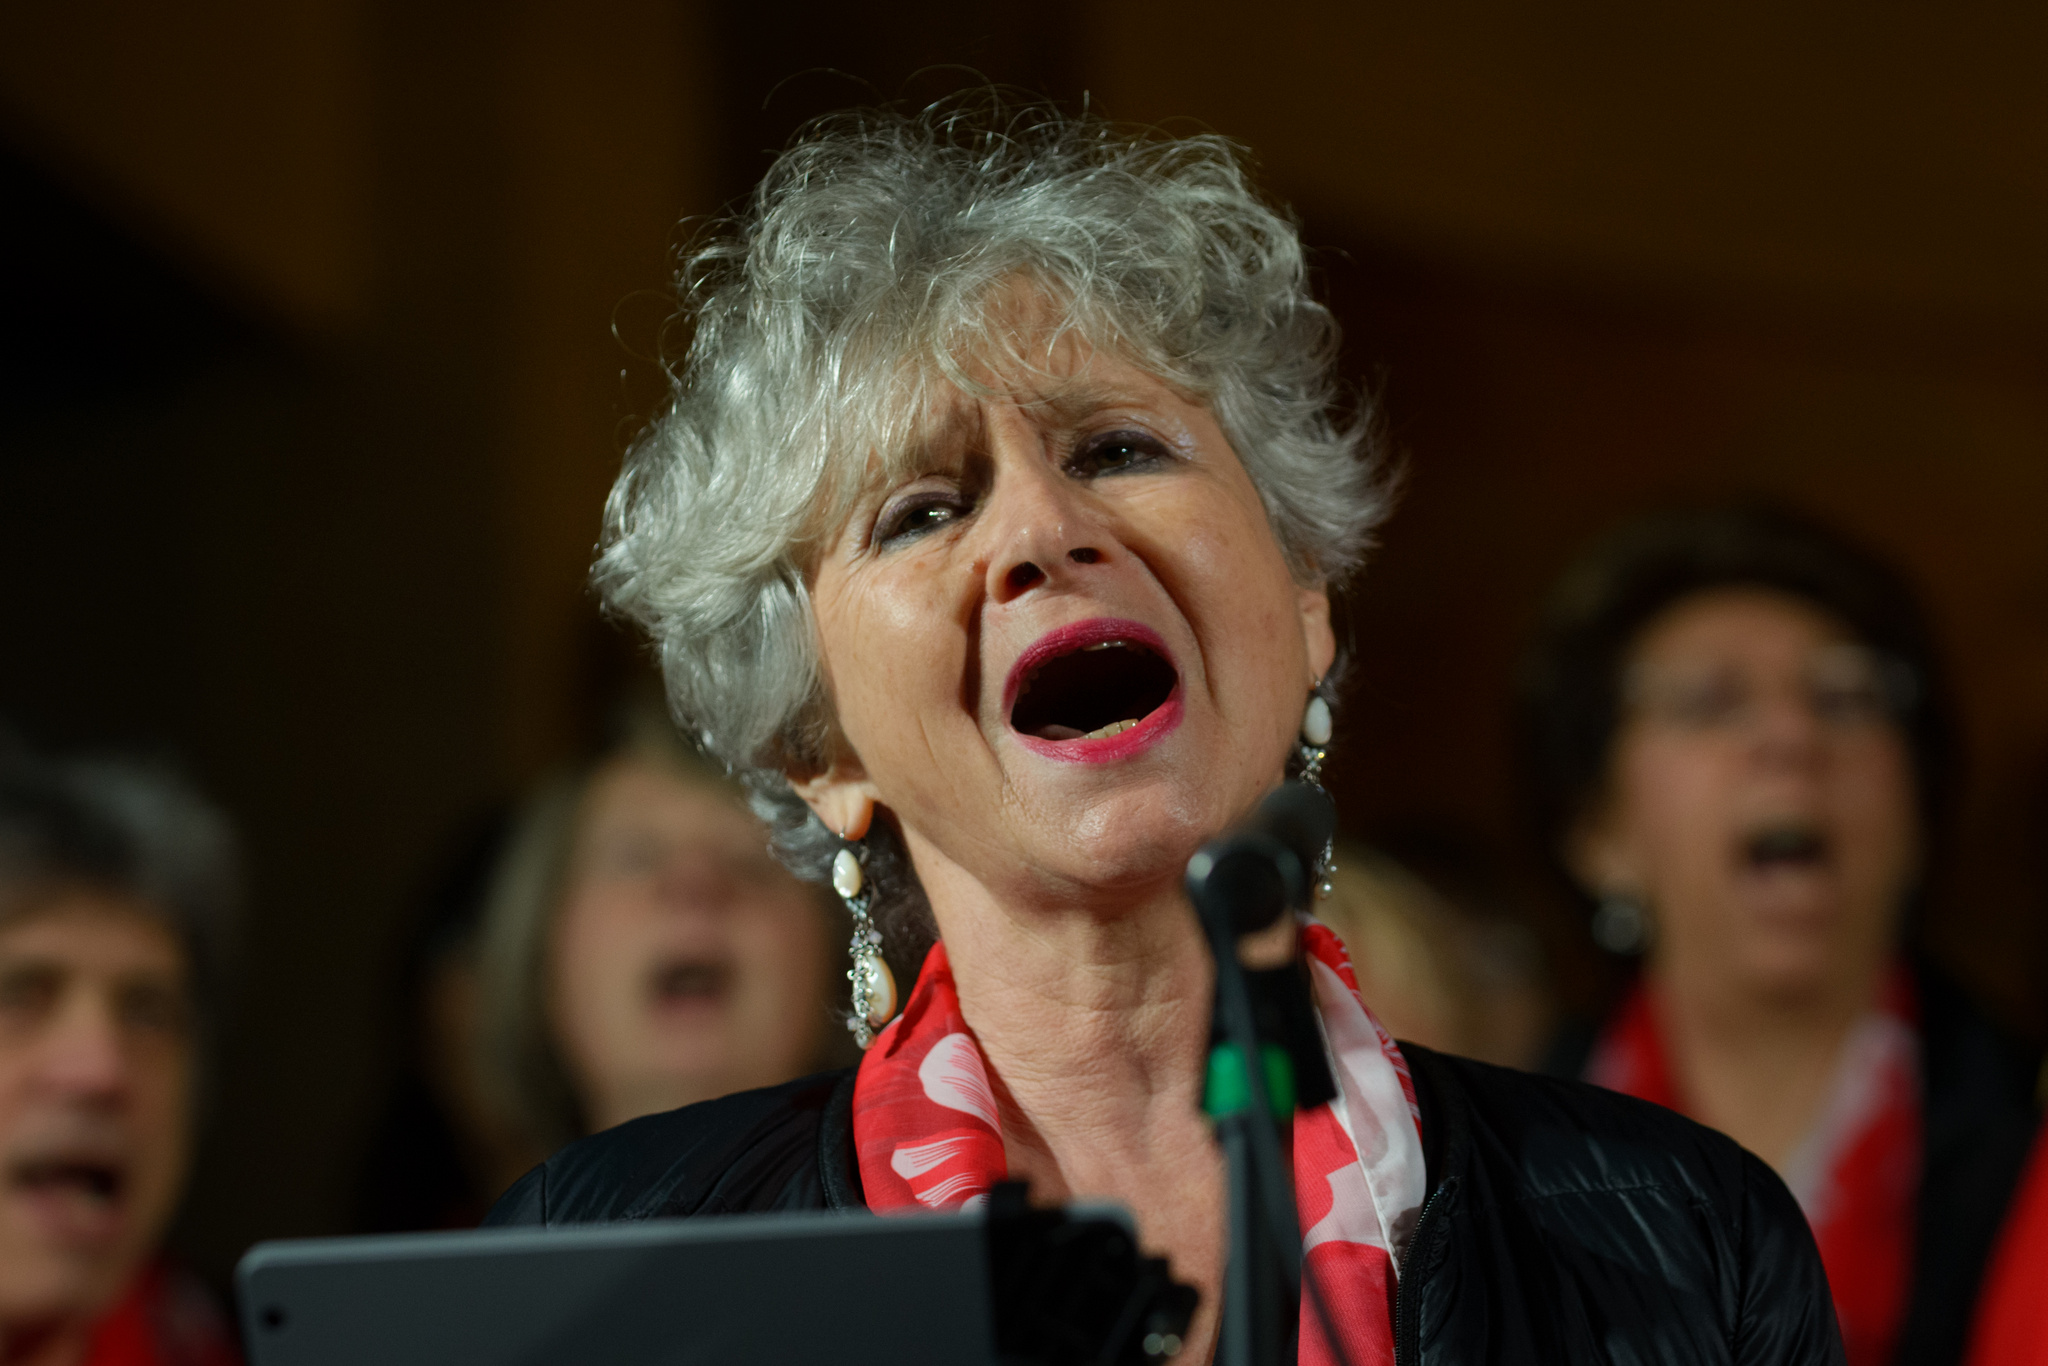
[650,959,732,1004]
[12,1158,124,1207]
[1009,626,1180,743]
[1741,823,1830,871]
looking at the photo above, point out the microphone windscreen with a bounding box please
[1250,782,1335,881]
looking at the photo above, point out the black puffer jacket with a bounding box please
[487,1042,1842,1363]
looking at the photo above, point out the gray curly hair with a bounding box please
[595,99,1387,955]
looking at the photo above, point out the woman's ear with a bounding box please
[1296,582,1337,684]
[788,753,880,840]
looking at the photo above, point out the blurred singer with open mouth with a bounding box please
[0,755,238,1366]
[1523,508,2041,1366]
[488,100,1840,1362]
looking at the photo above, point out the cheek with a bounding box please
[548,891,643,1034]
[1163,478,1288,592]
[133,1044,193,1116]
[1135,487,1304,684]
[727,900,833,1064]
[130,1044,195,1186]
[1836,738,1922,882]
[733,896,829,992]
[817,562,970,745]
[1616,737,1735,874]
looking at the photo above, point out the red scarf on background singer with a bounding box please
[82,1263,241,1366]
[1586,967,1922,1366]
[1965,1127,2048,1366]
[853,923,1428,1366]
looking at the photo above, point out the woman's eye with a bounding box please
[877,495,965,545]
[1069,430,1169,478]
[1631,668,1749,729]
[119,983,193,1039]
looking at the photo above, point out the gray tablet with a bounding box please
[237,1210,997,1366]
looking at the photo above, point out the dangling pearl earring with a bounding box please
[832,838,897,1049]
[1299,685,1336,899]
[1302,693,1333,749]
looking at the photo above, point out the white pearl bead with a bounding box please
[858,952,898,1026]
[1302,694,1333,747]
[831,847,864,900]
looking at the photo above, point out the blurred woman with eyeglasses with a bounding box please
[1520,507,2041,1366]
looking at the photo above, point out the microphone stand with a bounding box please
[1206,948,1299,1366]
[1185,783,1338,1366]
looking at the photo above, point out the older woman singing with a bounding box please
[487,103,1840,1362]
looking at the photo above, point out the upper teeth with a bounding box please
[1082,640,1128,652]
[1084,719,1139,739]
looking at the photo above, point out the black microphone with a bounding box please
[1184,783,1339,1366]
[1183,782,1337,941]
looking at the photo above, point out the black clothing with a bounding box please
[488,1045,1842,1364]
[1898,967,2041,1365]
[1547,958,2041,1366]
[486,1068,865,1224]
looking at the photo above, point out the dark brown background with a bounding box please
[3,1,2043,1282]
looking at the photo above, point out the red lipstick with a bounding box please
[1004,618,1183,765]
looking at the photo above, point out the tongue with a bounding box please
[22,1167,116,1201]
[14,1169,123,1242]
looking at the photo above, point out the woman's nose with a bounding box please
[36,990,131,1103]
[997,541,1108,600]
[1750,684,1827,765]
[982,435,1112,604]
[656,855,737,915]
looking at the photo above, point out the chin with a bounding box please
[1053,786,1212,892]
[1735,936,1853,1003]
[0,1249,128,1328]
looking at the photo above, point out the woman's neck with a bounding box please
[1649,957,1883,1171]
[913,849,1227,1361]
[931,871,1215,1178]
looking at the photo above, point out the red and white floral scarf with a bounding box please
[853,921,1427,1366]
[1586,966,1922,1366]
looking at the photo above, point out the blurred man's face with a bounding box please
[0,892,195,1334]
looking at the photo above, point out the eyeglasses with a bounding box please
[1623,642,1916,736]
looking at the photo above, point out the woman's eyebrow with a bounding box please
[884,399,984,479]
[873,377,1160,484]
[1029,378,1144,426]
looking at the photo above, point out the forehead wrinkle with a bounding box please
[916,370,1179,467]
[893,390,986,477]
[998,346,1211,428]
[862,290,1177,458]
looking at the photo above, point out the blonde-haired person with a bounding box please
[472,709,849,1182]
[1312,843,1551,1069]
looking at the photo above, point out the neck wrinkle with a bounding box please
[915,852,1216,1177]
